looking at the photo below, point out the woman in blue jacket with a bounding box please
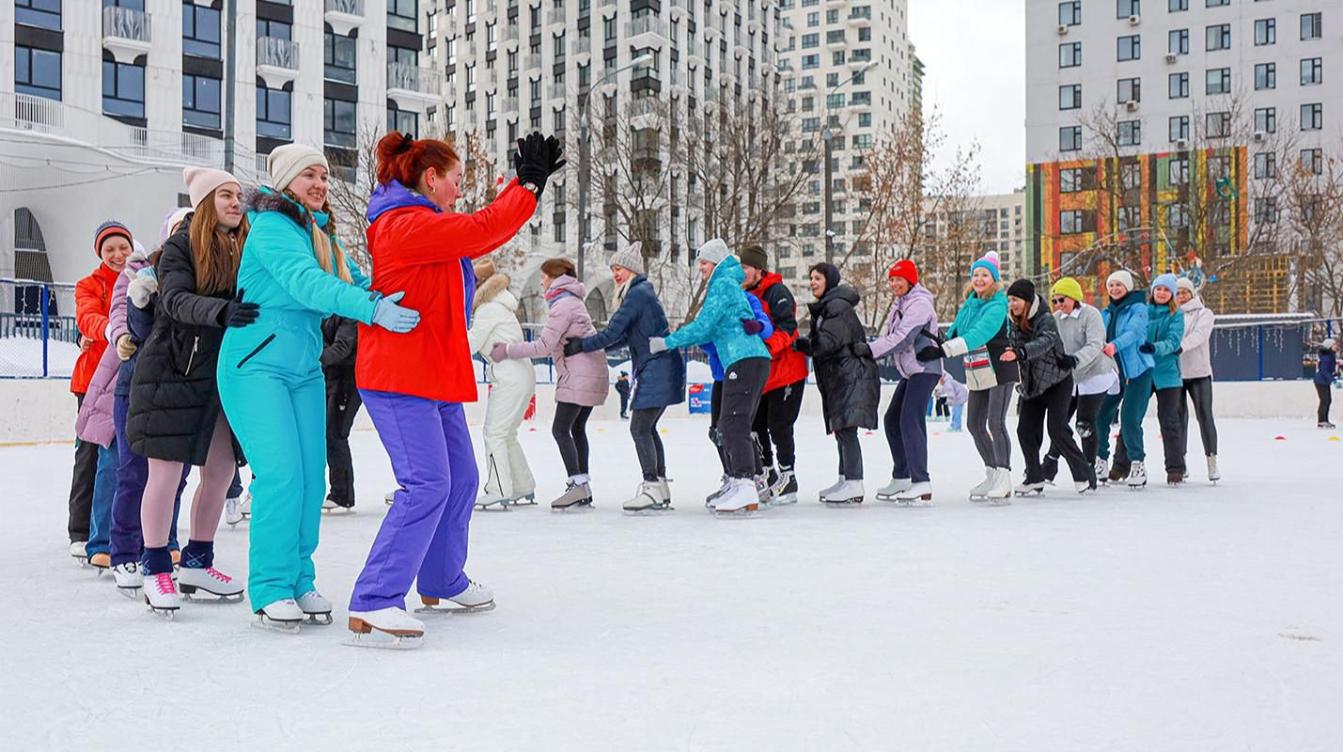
[1094,270,1155,488]
[565,244,686,513]
[216,145,420,631]
[1317,338,1338,428]
[1114,274,1185,485]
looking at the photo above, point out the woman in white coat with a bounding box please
[468,258,537,508]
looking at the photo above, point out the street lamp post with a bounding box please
[576,53,655,280]
[819,60,877,266]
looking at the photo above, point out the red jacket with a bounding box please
[356,179,537,403]
[747,272,809,393]
[71,264,120,395]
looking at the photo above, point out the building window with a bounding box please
[1301,12,1322,41]
[1117,35,1140,62]
[1060,168,1083,193]
[325,30,357,85]
[1118,120,1141,147]
[15,0,61,30]
[1169,157,1190,185]
[1253,152,1277,180]
[1059,84,1081,110]
[388,0,418,33]
[1168,29,1188,55]
[1206,111,1230,138]
[1206,67,1231,94]
[388,107,418,137]
[256,17,291,41]
[1060,210,1084,234]
[1169,0,1187,11]
[1300,148,1324,175]
[1060,125,1082,152]
[1059,2,1081,26]
[324,98,356,148]
[1300,103,1323,131]
[1207,0,1230,6]
[1206,24,1230,51]
[1169,115,1189,142]
[1255,106,1276,133]
[1059,42,1082,68]
[1254,62,1275,90]
[102,60,145,120]
[1254,18,1276,46]
[257,86,292,140]
[801,54,819,69]
[182,74,222,130]
[15,46,61,101]
[1254,197,1278,224]
[801,33,818,48]
[1117,77,1141,103]
[1301,57,1323,86]
[1168,72,1188,98]
[1117,0,1139,18]
[183,4,222,59]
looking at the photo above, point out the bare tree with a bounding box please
[1283,137,1343,316]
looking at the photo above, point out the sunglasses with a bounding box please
[1051,297,1069,305]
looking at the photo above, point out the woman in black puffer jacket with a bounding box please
[795,262,879,503]
[1002,279,1095,496]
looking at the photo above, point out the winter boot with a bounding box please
[623,481,671,513]
[876,477,912,500]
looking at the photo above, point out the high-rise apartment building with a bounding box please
[1024,0,1343,313]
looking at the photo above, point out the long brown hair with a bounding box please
[188,190,249,295]
[282,190,352,284]
[1009,298,1034,334]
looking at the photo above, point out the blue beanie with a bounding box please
[969,251,1001,282]
[1151,273,1179,296]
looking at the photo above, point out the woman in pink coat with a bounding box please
[491,257,608,509]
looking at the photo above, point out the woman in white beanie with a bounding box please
[1092,268,1156,488]
[215,143,422,630]
[1175,277,1219,482]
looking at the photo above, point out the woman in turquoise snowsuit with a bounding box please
[216,145,420,627]
[1094,269,1155,487]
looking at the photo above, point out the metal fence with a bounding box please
[0,279,79,379]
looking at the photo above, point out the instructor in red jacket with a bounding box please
[739,245,808,504]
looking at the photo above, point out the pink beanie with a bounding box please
[183,166,240,209]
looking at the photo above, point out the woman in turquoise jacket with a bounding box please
[650,239,770,515]
[1094,269,1154,488]
[918,251,1018,501]
[216,145,420,630]
[1114,273,1186,485]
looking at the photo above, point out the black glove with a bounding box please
[516,132,551,196]
[544,134,566,176]
[221,289,259,328]
[852,341,872,358]
[511,148,523,176]
[743,318,764,335]
[563,339,583,357]
[794,337,813,356]
[1138,342,1156,354]
[916,345,943,362]
[1063,354,1079,369]
[1174,346,1183,355]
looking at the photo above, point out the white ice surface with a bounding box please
[2,417,1341,751]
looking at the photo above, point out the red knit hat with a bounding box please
[94,221,132,259]
[888,259,919,286]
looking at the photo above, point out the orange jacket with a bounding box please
[356,179,537,403]
[71,264,120,395]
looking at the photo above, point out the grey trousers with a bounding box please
[967,383,1014,469]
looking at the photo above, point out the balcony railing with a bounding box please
[257,37,299,70]
[626,17,669,40]
[325,0,364,35]
[387,61,443,95]
[102,6,151,64]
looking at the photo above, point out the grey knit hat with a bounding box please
[607,242,645,276]
[696,238,730,266]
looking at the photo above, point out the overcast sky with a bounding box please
[908,0,1026,195]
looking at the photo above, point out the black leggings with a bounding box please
[552,402,593,478]
[1046,391,1106,472]
[629,406,667,482]
[718,358,770,478]
[1317,382,1332,424]
[752,379,806,470]
[1018,377,1090,484]
[1179,376,1218,456]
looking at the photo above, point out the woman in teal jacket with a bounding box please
[1114,273,1186,485]
[918,252,1018,501]
[1094,269,1154,488]
[650,239,770,514]
[216,145,420,630]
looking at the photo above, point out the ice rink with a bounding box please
[2,415,1340,751]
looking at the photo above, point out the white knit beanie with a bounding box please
[183,166,240,209]
[607,242,645,276]
[1106,269,1136,293]
[267,143,328,191]
[696,238,730,266]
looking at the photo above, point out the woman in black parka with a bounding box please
[795,262,879,504]
[126,168,259,613]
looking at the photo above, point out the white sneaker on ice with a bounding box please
[985,468,1013,502]
[1206,455,1220,483]
[1126,461,1148,489]
[967,468,996,499]
[254,598,304,633]
[623,481,670,513]
[714,478,761,514]
[895,481,933,504]
[419,580,496,614]
[113,561,143,596]
[296,590,333,625]
[224,496,243,527]
[875,477,912,500]
[348,607,425,648]
[178,566,244,600]
[143,571,180,617]
[821,479,864,504]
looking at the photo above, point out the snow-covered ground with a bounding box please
[3,416,1340,750]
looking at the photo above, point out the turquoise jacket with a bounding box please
[665,255,769,370]
[1102,291,1153,380]
[1146,304,1185,390]
[219,189,379,377]
[946,289,1008,350]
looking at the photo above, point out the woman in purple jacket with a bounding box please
[867,260,940,504]
[492,257,609,509]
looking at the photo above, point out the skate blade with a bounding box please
[414,601,496,615]
[474,502,512,512]
[622,505,673,515]
[892,497,934,507]
[180,588,245,603]
[251,616,301,634]
[321,507,355,515]
[508,494,539,506]
[820,498,864,506]
[73,557,89,568]
[1014,490,1045,498]
[344,632,422,649]
[146,607,178,620]
[303,612,334,626]
[551,501,594,513]
[117,586,142,599]
[986,497,1013,506]
[770,493,798,505]
[712,504,761,518]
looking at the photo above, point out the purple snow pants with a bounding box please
[109,393,186,566]
[349,390,478,612]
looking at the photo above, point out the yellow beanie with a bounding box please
[1051,277,1085,303]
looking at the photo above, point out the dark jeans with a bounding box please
[884,373,938,483]
[1318,382,1332,423]
[934,397,949,418]
[326,381,362,506]
[110,393,185,566]
[67,394,97,543]
[618,393,629,418]
[752,378,806,470]
[1019,377,1091,485]
[1113,385,1186,474]
[552,402,593,478]
[834,427,863,480]
[718,358,770,478]
[629,406,667,481]
[1179,376,1218,457]
[1045,392,1107,476]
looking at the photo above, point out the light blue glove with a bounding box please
[648,337,668,354]
[136,266,157,280]
[372,291,420,333]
